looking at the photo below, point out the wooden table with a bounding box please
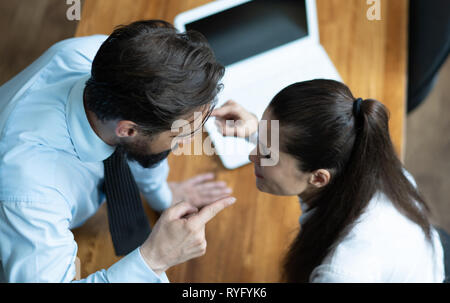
[73,0,408,282]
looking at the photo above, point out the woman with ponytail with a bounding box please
[212,79,444,282]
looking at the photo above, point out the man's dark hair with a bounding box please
[85,20,225,136]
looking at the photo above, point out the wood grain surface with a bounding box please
[73,0,408,282]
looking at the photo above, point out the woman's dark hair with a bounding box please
[268,79,433,282]
[84,20,225,136]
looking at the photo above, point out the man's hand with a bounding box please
[139,196,236,276]
[211,100,259,138]
[169,173,232,208]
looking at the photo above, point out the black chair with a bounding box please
[407,0,450,113]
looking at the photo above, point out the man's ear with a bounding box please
[116,120,138,138]
[308,169,331,188]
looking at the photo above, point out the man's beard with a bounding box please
[117,141,171,169]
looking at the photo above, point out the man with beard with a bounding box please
[0,20,235,282]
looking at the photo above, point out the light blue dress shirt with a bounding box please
[0,35,173,282]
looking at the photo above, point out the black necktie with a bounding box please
[103,149,151,256]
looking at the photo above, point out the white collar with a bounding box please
[66,74,115,162]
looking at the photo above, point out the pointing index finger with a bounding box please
[187,197,236,228]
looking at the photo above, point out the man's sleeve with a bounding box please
[0,200,169,283]
[128,159,172,213]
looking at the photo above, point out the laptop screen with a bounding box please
[185,0,309,67]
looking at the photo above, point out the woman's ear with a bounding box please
[308,169,331,188]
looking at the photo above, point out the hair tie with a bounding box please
[353,98,363,118]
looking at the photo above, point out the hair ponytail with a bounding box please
[358,98,431,238]
[269,80,433,282]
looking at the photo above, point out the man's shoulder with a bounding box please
[47,35,108,64]
[0,144,80,203]
[31,35,107,79]
[0,34,107,99]
[0,35,108,148]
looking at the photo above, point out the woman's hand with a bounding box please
[211,100,259,138]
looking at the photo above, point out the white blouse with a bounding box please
[299,175,445,283]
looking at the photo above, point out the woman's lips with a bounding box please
[254,170,264,179]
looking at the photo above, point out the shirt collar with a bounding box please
[298,196,315,225]
[66,74,115,162]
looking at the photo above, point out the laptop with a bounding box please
[174,0,342,169]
